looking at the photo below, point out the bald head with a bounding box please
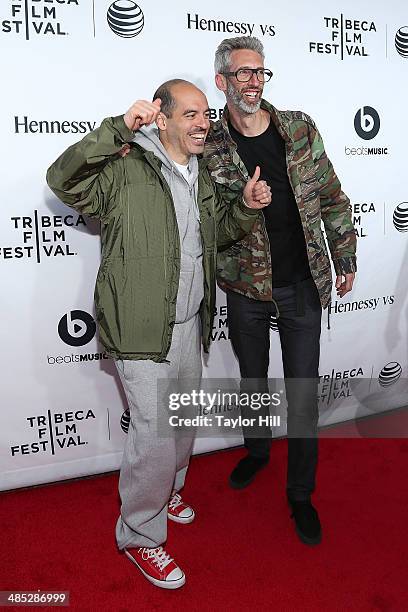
[153,79,204,118]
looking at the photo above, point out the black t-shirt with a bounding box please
[229,119,311,287]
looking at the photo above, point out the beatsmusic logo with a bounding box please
[378,362,402,387]
[393,202,408,232]
[0,212,86,262]
[47,352,108,365]
[344,145,388,157]
[14,116,96,135]
[58,310,96,347]
[309,15,377,59]
[10,409,95,457]
[1,0,79,39]
[354,106,380,140]
[345,106,388,157]
[49,309,108,365]
[395,26,408,58]
[107,0,144,38]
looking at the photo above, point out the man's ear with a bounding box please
[215,73,227,93]
[156,112,167,131]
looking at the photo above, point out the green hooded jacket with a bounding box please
[46,114,259,361]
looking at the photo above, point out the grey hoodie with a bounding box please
[134,126,204,324]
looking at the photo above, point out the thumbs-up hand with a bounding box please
[243,166,272,209]
[124,98,162,132]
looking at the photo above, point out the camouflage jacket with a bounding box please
[204,100,357,309]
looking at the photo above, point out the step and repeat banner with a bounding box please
[1,0,407,490]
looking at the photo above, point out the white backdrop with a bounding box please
[1,0,407,490]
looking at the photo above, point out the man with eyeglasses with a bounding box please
[204,36,357,545]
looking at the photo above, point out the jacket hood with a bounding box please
[133,125,198,183]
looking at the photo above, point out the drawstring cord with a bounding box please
[270,297,280,328]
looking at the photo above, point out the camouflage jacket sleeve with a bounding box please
[46,115,133,219]
[309,122,357,275]
[213,181,259,251]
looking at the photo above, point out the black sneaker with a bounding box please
[289,500,322,545]
[229,455,269,489]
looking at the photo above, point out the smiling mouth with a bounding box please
[189,133,206,143]
[243,90,260,101]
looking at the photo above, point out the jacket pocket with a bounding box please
[95,256,168,355]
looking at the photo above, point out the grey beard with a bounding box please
[227,81,261,114]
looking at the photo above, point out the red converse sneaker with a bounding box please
[124,546,185,589]
[167,493,195,524]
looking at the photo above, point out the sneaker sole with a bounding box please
[167,510,195,524]
[124,550,186,589]
[229,462,268,489]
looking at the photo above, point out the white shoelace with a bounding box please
[168,493,183,511]
[139,547,173,570]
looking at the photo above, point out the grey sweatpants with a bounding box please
[115,315,202,550]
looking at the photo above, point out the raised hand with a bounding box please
[243,166,272,209]
[123,98,162,132]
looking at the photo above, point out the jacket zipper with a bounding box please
[143,154,181,360]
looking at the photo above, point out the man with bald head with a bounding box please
[47,79,271,589]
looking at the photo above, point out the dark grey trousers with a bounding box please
[226,277,322,501]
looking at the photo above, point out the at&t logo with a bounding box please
[354,106,380,140]
[120,409,130,433]
[393,202,408,232]
[395,26,408,58]
[58,310,96,347]
[270,314,278,333]
[107,1,144,38]
[378,362,402,387]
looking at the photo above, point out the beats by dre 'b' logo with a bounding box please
[354,106,380,140]
[58,310,96,347]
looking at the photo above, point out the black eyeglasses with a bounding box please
[221,68,273,83]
